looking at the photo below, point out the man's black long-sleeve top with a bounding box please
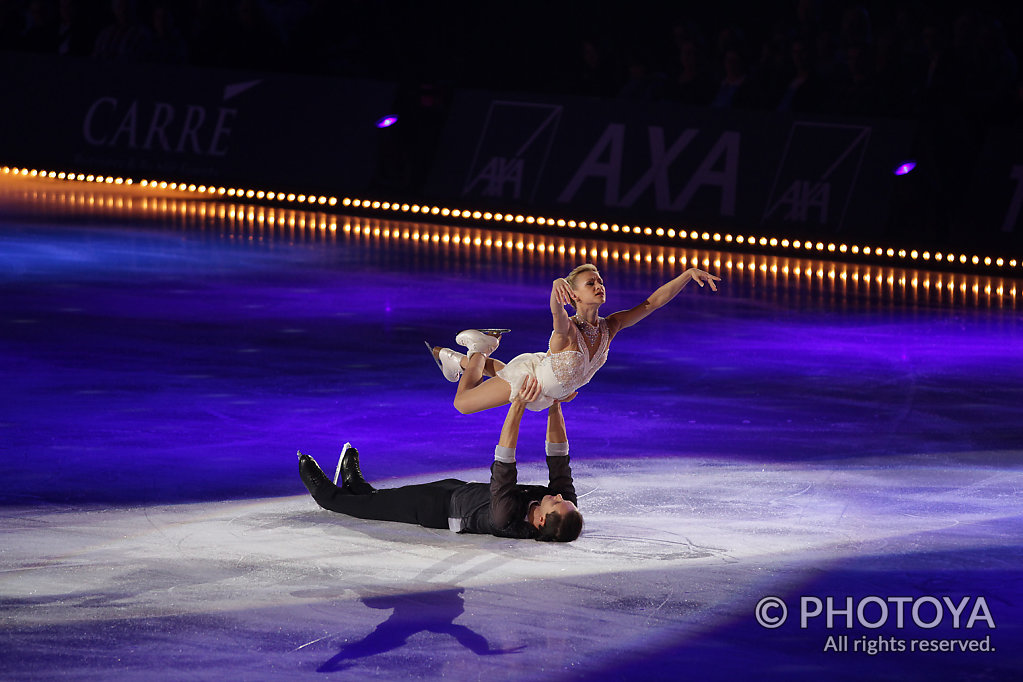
[448,455,577,539]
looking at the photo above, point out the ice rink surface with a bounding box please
[1,176,1021,680]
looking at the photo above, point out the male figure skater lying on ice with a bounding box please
[298,376,583,542]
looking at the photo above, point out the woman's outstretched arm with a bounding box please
[549,278,575,345]
[606,268,720,339]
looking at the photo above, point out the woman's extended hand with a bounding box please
[551,278,576,306]
[686,268,721,291]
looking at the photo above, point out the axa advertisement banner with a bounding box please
[426,90,915,239]
[0,52,395,193]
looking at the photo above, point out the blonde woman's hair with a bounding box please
[565,263,599,288]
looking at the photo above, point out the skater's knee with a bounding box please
[453,396,473,414]
[454,392,487,414]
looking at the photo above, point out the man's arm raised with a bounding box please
[490,377,544,529]
[545,395,577,505]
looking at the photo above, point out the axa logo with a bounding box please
[462,104,740,214]
[556,124,741,215]
[462,101,562,203]
[763,122,870,229]
[465,156,525,198]
[80,79,261,158]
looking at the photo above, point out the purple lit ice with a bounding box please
[376,115,399,128]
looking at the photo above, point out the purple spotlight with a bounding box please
[893,160,917,176]
[375,115,399,129]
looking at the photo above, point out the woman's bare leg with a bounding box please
[452,354,512,414]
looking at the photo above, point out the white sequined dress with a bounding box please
[496,317,611,411]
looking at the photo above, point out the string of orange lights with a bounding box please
[4,164,1021,275]
[1,167,1019,310]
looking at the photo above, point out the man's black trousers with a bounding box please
[311,478,466,530]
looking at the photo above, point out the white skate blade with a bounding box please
[334,442,351,485]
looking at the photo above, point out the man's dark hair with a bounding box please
[536,509,583,542]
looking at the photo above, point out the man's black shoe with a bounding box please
[340,446,376,495]
[298,451,332,497]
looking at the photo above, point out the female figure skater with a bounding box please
[430,264,720,413]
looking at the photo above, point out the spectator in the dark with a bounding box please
[812,28,842,87]
[673,37,715,106]
[92,0,154,61]
[921,10,1014,126]
[974,14,1018,119]
[287,0,356,75]
[908,14,948,114]
[831,5,872,83]
[946,10,991,99]
[752,21,796,108]
[713,24,745,65]
[19,0,59,53]
[572,37,618,97]
[187,0,230,67]
[669,16,703,54]
[891,3,925,73]
[838,4,873,52]
[775,36,830,113]
[617,46,668,100]
[218,0,283,71]
[56,0,99,56]
[793,0,823,42]
[831,43,888,116]
[148,1,187,64]
[0,0,26,49]
[872,23,913,116]
[710,47,759,109]
[824,3,886,115]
